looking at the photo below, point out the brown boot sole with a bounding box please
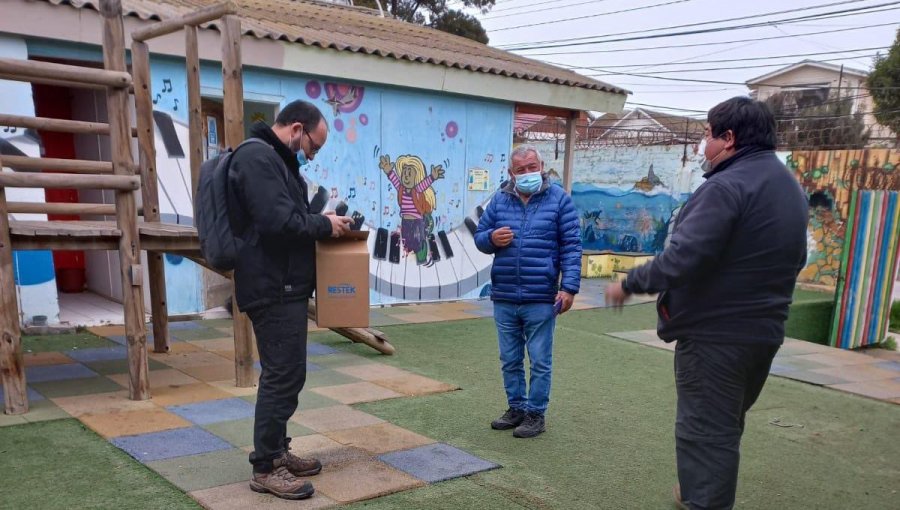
[291,465,322,477]
[249,480,315,500]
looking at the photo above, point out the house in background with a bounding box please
[746,60,896,146]
[0,0,626,326]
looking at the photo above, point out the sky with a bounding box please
[460,0,899,117]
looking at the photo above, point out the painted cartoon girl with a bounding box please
[379,154,445,264]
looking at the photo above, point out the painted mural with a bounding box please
[0,35,60,325]
[786,149,900,287]
[534,142,705,255]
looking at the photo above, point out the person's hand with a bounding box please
[324,211,352,237]
[604,281,630,310]
[491,226,514,248]
[379,155,392,175]
[555,290,575,315]
[431,164,445,180]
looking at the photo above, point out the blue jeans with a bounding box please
[493,301,556,415]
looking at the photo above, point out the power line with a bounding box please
[513,22,898,56]
[487,0,692,31]
[498,0,896,50]
[583,54,879,76]
[485,0,613,16]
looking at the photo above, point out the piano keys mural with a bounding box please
[533,142,705,255]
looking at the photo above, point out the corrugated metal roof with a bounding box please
[43,0,628,95]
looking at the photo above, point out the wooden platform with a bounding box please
[9,220,199,251]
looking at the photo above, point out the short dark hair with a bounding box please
[707,97,777,150]
[275,100,324,129]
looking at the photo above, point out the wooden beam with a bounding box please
[562,110,578,194]
[0,173,140,190]
[185,26,204,199]
[0,156,28,415]
[0,57,131,89]
[131,1,236,42]
[220,14,255,387]
[0,114,111,135]
[1,155,114,174]
[131,40,170,354]
[515,103,573,119]
[102,0,150,402]
[307,300,395,355]
[7,202,116,216]
[9,236,119,251]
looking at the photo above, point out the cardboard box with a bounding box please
[315,230,370,328]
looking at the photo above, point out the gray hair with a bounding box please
[509,144,543,169]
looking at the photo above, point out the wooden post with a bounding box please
[221,14,254,387]
[562,110,578,194]
[131,40,170,353]
[0,154,28,415]
[185,26,203,198]
[101,0,149,400]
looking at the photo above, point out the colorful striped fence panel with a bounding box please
[829,190,900,349]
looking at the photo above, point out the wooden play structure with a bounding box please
[0,0,393,416]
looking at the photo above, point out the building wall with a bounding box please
[534,142,705,254]
[0,34,60,325]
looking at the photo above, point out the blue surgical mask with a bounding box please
[296,149,308,167]
[514,171,543,194]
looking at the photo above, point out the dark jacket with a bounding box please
[475,177,582,303]
[623,147,808,345]
[228,122,332,312]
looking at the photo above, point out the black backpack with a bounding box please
[195,138,267,271]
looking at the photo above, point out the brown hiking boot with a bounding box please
[279,449,322,477]
[249,466,315,500]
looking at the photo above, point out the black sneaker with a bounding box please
[513,412,545,438]
[490,408,526,430]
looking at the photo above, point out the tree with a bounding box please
[354,0,495,44]
[765,92,870,150]
[868,28,900,141]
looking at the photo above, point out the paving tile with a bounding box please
[190,481,338,510]
[51,390,156,417]
[23,352,75,367]
[777,370,852,386]
[65,346,128,363]
[30,376,122,398]
[371,374,459,397]
[607,330,660,344]
[280,433,344,454]
[169,321,206,331]
[179,363,238,382]
[213,349,260,362]
[304,370,361,389]
[311,382,404,405]
[153,351,232,370]
[794,352,878,367]
[25,363,99,383]
[21,398,71,422]
[0,412,28,427]
[291,405,385,433]
[309,353,375,369]
[80,407,193,438]
[777,340,832,356]
[314,459,424,504]
[167,397,256,425]
[88,325,126,338]
[85,358,168,376]
[308,445,372,470]
[174,328,233,342]
[770,356,831,371]
[829,379,900,400]
[153,342,200,354]
[187,337,235,351]
[208,379,260,398]
[874,361,900,372]
[308,343,341,356]
[334,363,413,381]
[146,448,249,492]
[200,318,234,329]
[297,390,341,410]
[809,364,900,383]
[324,423,435,455]
[389,313,446,324]
[378,443,500,483]
[107,368,201,390]
[150,382,233,407]
[107,333,156,346]
[253,360,323,373]
[203,417,314,448]
[112,426,233,463]
[0,384,45,403]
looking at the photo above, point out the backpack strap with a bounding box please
[224,137,270,243]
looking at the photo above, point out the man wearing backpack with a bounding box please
[228,100,352,500]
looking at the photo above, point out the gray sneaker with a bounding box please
[513,412,545,438]
[250,466,315,500]
[491,408,527,430]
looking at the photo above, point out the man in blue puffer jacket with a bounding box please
[475,144,582,438]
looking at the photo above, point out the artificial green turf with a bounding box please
[304,303,900,510]
[0,419,200,510]
[22,333,117,353]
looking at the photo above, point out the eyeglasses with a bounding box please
[303,127,323,157]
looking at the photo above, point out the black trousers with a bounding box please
[247,300,309,473]
[674,339,779,510]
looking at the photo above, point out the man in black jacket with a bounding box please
[605,97,808,510]
[229,100,352,500]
